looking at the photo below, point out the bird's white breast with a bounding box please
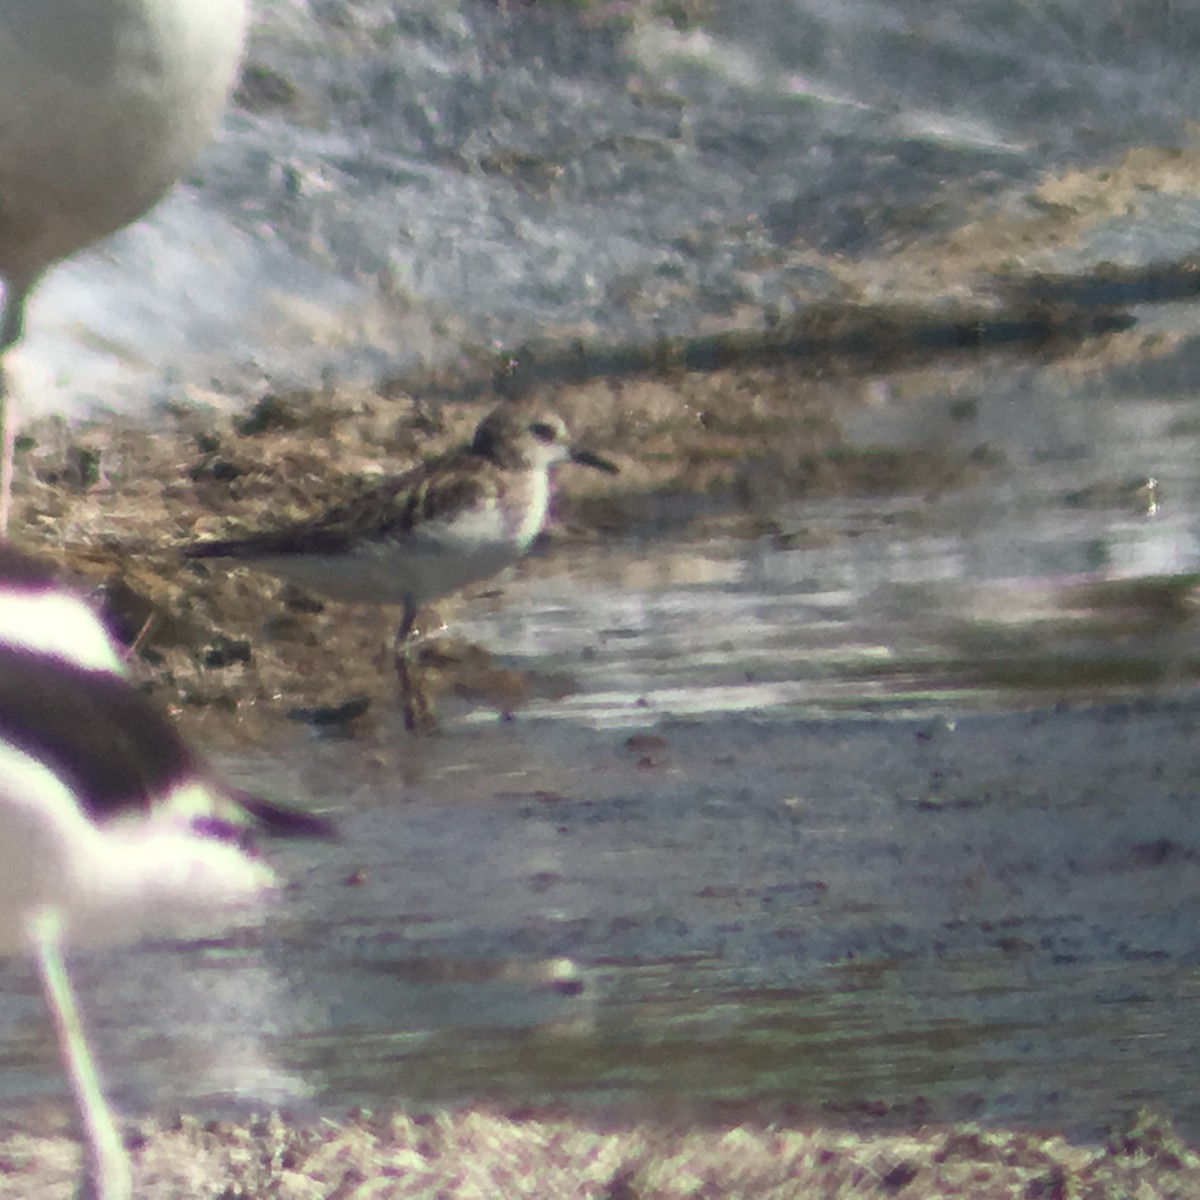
[512,468,552,549]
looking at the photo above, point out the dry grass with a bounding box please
[0,1105,1197,1199]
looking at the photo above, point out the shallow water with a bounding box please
[8,690,1198,1141]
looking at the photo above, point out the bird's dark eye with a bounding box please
[529,421,558,443]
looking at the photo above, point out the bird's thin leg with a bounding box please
[26,907,131,1200]
[0,275,35,539]
[395,648,425,733]
[393,602,434,732]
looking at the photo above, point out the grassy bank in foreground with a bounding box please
[0,1105,1195,1198]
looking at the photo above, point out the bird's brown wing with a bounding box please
[375,453,497,537]
[186,445,494,559]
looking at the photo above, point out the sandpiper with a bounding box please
[0,0,247,533]
[185,402,619,727]
[0,544,332,1200]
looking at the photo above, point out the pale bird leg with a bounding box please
[26,907,131,1200]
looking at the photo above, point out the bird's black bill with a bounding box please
[570,448,619,474]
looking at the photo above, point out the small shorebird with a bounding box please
[185,402,619,728]
[0,0,247,533]
[0,545,332,1200]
